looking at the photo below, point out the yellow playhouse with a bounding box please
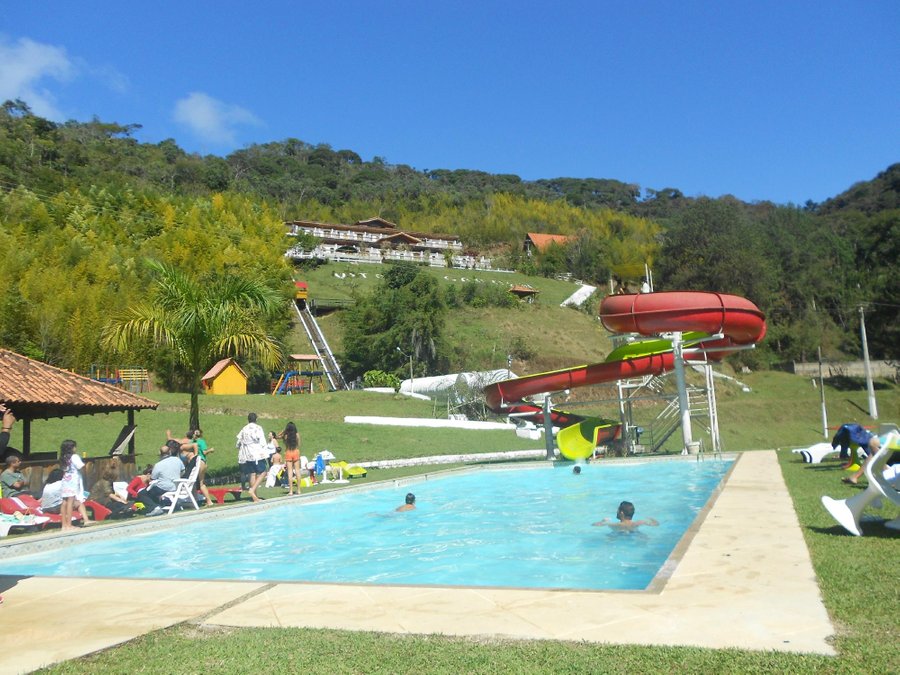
[202,358,248,395]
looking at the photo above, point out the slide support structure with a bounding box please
[672,332,694,451]
[542,395,555,460]
[704,363,721,456]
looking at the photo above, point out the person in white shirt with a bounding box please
[236,412,268,502]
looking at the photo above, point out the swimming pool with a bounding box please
[0,459,732,591]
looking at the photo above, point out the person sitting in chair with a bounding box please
[88,466,133,518]
[146,445,184,509]
[1,455,32,498]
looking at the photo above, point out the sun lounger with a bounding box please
[793,442,839,464]
[0,512,49,536]
[821,431,900,536]
[207,487,243,504]
[84,499,113,521]
[0,495,81,528]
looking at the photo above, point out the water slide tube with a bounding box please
[483,291,766,459]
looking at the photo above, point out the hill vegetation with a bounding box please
[0,98,896,390]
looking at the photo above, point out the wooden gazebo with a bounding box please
[0,349,158,461]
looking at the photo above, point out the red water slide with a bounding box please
[483,291,766,424]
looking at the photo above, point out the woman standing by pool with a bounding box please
[188,429,215,507]
[278,422,301,496]
[59,440,82,530]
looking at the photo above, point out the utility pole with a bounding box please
[396,346,414,393]
[672,332,694,452]
[859,305,878,420]
[817,346,828,438]
[542,394,555,460]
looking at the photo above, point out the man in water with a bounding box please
[593,501,658,530]
[572,465,582,475]
[396,493,416,511]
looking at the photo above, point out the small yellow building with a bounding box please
[202,358,248,395]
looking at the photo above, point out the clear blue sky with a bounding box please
[2,1,898,204]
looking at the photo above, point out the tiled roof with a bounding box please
[525,233,572,252]
[201,357,246,382]
[377,232,423,245]
[509,285,540,296]
[0,349,158,420]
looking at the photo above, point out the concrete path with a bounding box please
[0,451,835,673]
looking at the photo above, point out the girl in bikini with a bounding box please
[278,422,301,495]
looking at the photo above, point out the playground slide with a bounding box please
[483,291,766,458]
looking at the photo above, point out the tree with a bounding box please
[103,259,283,429]
[340,263,447,379]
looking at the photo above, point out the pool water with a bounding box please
[0,459,732,590]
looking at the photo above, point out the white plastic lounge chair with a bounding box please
[793,442,838,464]
[821,432,900,536]
[161,464,201,515]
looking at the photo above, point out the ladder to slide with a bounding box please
[293,301,349,391]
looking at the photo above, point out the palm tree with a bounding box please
[103,259,283,430]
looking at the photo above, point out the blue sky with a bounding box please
[2,1,897,204]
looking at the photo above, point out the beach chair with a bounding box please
[160,464,201,515]
[793,442,839,464]
[207,487,243,504]
[0,495,82,528]
[0,512,50,536]
[84,499,113,521]
[821,432,900,536]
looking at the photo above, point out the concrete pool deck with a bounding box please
[0,450,836,672]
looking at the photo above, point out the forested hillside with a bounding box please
[0,99,896,386]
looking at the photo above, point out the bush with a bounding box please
[363,370,401,389]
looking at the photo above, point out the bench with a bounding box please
[207,487,244,504]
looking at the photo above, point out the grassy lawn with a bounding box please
[298,261,584,307]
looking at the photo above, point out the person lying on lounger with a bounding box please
[593,501,658,530]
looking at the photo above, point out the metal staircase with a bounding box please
[292,301,349,391]
[644,389,709,453]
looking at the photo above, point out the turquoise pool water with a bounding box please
[0,459,732,590]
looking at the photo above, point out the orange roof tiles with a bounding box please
[0,349,158,420]
[201,357,247,382]
[525,232,572,252]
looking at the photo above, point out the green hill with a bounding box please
[291,262,612,376]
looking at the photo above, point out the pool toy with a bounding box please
[483,291,767,459]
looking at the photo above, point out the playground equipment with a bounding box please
[89,365,151,393]
[483,291,767,460]
[272,354,326,395]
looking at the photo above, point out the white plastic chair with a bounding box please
[161,464,201,515]
[821,432,900,536]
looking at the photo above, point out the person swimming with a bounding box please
[592,500,658,530]
[396,493,416,512]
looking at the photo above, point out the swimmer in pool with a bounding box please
[592,501,658,530]
[396,493,416,511]
[573,465,582,475]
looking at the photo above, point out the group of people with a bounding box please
[237,413,310,498]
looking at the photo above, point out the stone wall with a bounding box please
[792,360,897,379]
